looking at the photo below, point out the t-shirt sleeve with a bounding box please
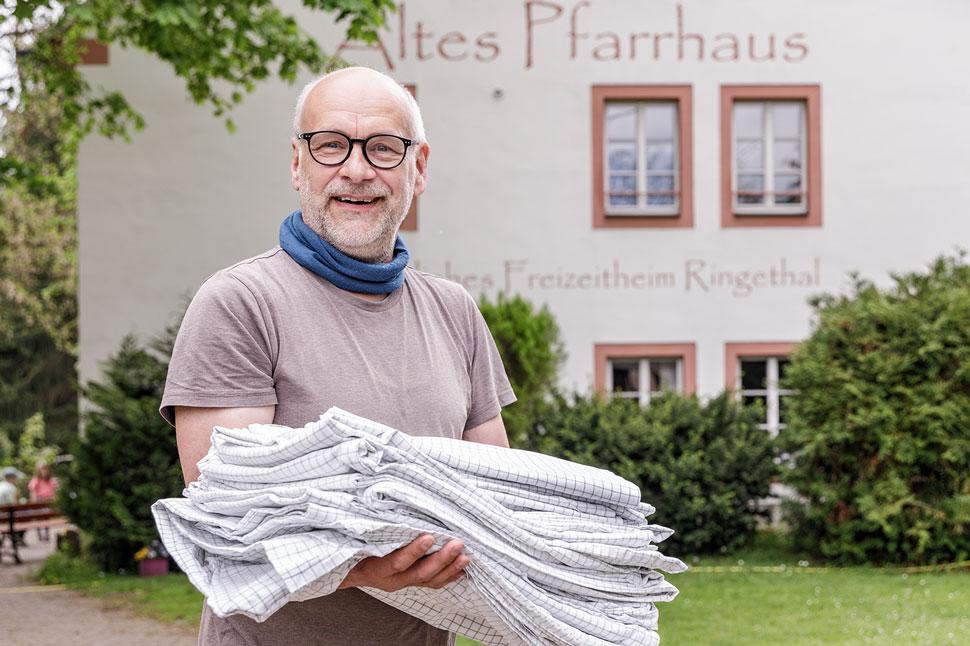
[463,292,517,431]
[159,272,278,427]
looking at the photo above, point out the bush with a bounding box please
[60,325,183,572]
[781,254,970,564]
[478,293,565,447]
[36,550,101,585]
[532,391,775,555]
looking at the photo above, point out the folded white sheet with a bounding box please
[152,407,686,646]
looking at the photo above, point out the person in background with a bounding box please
[0,466,21,506]
[28,462,58,503]
[0,466,26,546]
[28,462,59,541]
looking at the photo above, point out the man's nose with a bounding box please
[339,144,377,182]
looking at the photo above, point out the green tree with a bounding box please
[15,412,59,473]
[2,0,393,342]
[59,314,182,572]
[478,293,565,447]
[1,37,79,447]
[4,1,395,175]
[781,254,970,564]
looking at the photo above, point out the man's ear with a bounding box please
[290,139,301,191]
[412,142,430,197]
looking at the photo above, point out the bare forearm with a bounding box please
[174,405,275,485]
[462,413,510,448]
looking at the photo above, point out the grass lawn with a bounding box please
[37,535,969,644]
[663,535,969,645]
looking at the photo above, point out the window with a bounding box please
[720,86,821,228]
[594,343,696,403]
[592,86,693,228]
[608,357,681,405]
[733,102,805,212]
[725,342,798,436]
[739,357,794,435]
[79,39,109,65]
[605,103,679,212]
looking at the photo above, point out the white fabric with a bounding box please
[152,407,686,646]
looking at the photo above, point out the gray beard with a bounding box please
[298,165,414,263]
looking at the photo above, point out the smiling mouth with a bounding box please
[333,196,382,206]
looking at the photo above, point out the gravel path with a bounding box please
[0,535,197,646]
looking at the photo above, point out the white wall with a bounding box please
[79,0,970,396]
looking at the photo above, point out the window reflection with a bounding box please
[604,100,679,213]
[733,100,806,212]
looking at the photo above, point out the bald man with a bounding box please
[161,67,516,645]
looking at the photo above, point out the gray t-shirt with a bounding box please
[161,246,516,646]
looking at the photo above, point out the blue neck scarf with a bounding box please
[279,210,409,295]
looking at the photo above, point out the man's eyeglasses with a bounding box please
[297,131,413,170]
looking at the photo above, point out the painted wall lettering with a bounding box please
[409,258,823,298]
[524,1,809,68]
[331,1,809,71]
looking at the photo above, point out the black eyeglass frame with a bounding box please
[297,130,414,170]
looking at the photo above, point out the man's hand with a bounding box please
[338,535,469,592]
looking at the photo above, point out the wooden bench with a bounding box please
[0,502,69,564]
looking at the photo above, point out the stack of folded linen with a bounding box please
[152,407,686,646]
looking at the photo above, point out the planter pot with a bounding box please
[138,557,170,577]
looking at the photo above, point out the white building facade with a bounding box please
[78,0,970,435]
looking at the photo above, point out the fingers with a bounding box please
[425,553,469,589]
[405,539,465,585]
[385,534,435,574]
[349,535,471,592]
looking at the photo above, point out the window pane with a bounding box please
[774,174,802,204]
[647,175,674,192]
[647,143,675,171]
[611,361,639,392]
[647,175,675,205]
[773,140,802,171]
[650,360,678,392]
[736,140,763,171]
[734,103,764,138]
[609,174,636,192]
[773,102,803,138]
[608,143,637,172]
[740,359,767,390]
[608,175,637,206]
[645,103,676,140]
[737,174,764,190]
[606,104,637,139]
[737,174,764,204]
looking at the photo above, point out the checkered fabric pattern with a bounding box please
[152,408,686,646]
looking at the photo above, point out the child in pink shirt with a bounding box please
[28,463,59,541]
[28,463,58,502]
